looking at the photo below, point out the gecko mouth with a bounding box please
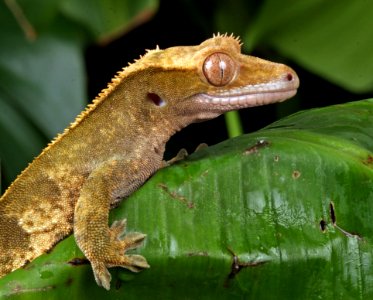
[197,89,297,108]
[196,74,299,109]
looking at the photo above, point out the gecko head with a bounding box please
[194,46,300,113]
[126,34,299,126]
[184,34,299,120]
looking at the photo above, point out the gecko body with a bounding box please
[0,34,299,289]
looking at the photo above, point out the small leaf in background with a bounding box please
[245,0,373,93]
[60,0,159,43]
[0,1,87,186]
[0,98,46,183]
[0,32,86,138]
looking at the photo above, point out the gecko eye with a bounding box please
[203,52,236,86]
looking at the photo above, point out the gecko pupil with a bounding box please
[203,52,235,87]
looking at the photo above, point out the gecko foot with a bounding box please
[194,143,208,152]
[162,148,188,167]
[162,144,209,167]
[91,219,149,290]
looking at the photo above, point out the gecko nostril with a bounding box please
[286,73,293,81]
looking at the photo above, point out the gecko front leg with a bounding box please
[74,158,151,290]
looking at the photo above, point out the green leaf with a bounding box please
[1,99,372,299]
[0,97,46,183]
[0,32,86,138]
[245,0,373,93]
[0,2,86,185]
[60,0,159,43]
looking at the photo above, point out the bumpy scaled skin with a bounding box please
[0,34,299,290]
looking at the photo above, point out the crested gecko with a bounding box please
[0,34,299,290]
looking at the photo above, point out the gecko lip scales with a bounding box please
[197,77,299,108]
[196,89,297,108]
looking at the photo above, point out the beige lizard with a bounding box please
[0,34,299,290]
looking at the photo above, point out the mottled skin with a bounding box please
[0,34,299,290]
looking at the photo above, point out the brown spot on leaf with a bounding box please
[65,277,74,286]
[158,183,194,208]
[201,170,209,177]
[243,140,270,155]
[68,258,89,266]
[224,248,267,287]
[292,170,301,179]
[363,155,373,165]
[187,251,208,257]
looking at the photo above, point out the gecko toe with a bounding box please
[91,261,112,290]
[108,254,150,272]
[110,219,127,238]
[124,254,150,271]
[120,232,146,250]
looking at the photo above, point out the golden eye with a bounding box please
[202,52,236,86]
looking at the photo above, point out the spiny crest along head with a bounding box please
[212,32,242,46]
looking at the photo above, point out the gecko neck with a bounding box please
[149,117,183,157]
